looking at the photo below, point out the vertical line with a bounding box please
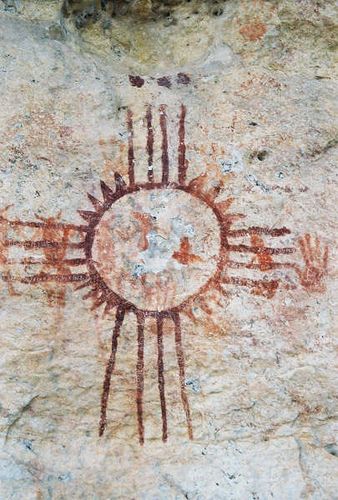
[173,313,193,440]
[136,312,145,445]
[99,306,125,437]
[178,104,187,185]
[146,106,154,184]
[159,105,169,185]
[156,314,168,442]
[127,109,135,187]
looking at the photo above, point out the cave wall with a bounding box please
[0,1,337,498]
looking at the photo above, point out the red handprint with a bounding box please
[297,234,329,292]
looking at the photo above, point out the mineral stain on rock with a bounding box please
[239,20,267,41]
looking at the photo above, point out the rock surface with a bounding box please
[0,1,337,498]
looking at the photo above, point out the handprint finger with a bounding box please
[304,233,313,260]
[315,235,320,252]
[323,245,329,272]
[298,236,311,266]
[314,235,322,264]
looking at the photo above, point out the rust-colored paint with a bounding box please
[99,137,128,181]
[249,233,274,271]
[0,206,19,296]
[236,74,284,98]
[239,21,267,41]
[4,110,79,173]
[135,312,145,444]
[188,173,223,204]
[78,108,297,441]
[173,237,202,265]
[1,104,330,445]
[132,211,152,251]
[0,213,88,288]
[297,234,329,292]
[190,142,227,181]
[37,214,71,307]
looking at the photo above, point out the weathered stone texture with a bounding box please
[0,1,337,498]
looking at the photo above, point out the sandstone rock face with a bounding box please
[0,1,337,498]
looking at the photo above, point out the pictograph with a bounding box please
[0,105,329,444]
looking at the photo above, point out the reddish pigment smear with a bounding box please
[157,76,172,88]
[177,73,191,85]
[129,75,145,88]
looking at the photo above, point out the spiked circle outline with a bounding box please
[81,178,229,317]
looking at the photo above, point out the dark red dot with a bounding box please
[177,72,191,85]
[157,76,172,88]
[129,75,145,88]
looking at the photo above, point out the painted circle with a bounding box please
[92,188,221,311]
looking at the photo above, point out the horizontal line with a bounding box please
[222,276,279,288]
[3,258,88,266]
[227,260,297,270]
[0,218,88,232]
[226,244,295,255]
[222,213,246,220]
[2,240,85,249]
[227,226,291,237]
[18,273,89,284]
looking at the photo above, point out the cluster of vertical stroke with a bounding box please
[126,104,188,188]
[98,104,192,444]
[99,309,193,444]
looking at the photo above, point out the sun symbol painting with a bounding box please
[0,105,329,444]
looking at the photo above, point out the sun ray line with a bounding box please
[99,306,126,437]
[78,210,100,223]
[199,301,213,315]
[159,105,169,185]
[74,280,92,291]
[100,180,115,205]
[222,275,278,286]
[8,273,89,284]
[83,289,99,300]
[172,312,193,440]
[0,217,88,232]
[103,301,116,316]
[226,244,295,255]
[227,260,297,270]
[220,213,246,221]
[87,193,103,211]
[2,240,85,249]
[221,276,279,297]
[127,109,135,187]
[146,105,154,184]
[114,172,127,192]
[227,227,291,237]
[3,258,87,266]
[156,314,168,442]
[136,312,145,445]
[178,104,187,186]
[91,296,107,310]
